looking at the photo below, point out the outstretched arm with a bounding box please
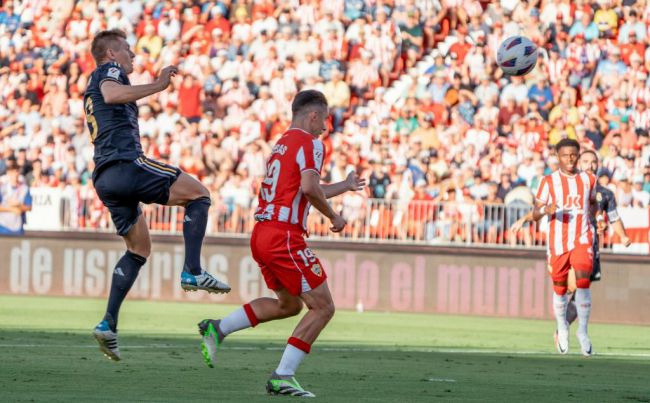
[321,171,366,199]
[611,219,631,247]
[101,65,178,104]
[511,201,556,234]
[301,170,347,232]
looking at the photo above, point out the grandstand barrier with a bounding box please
[1,232,649,325]
[22,187,650,252]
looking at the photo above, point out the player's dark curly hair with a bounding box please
[291,90,328,115]
[555,138,580,153]
[91,29,127,64]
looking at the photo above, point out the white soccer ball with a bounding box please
[496,36,538,76]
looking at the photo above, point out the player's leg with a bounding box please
[94,212,150,361]
[266,282,333,398]
[590,236,602,282]
[571,245,595,356]
[198,225,305,367]
[566,269,578,325]
[549,254,571,354]
[198,288,303,367]
[168,172,230,293]
[136,157,229,293]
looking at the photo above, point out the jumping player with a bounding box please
[512,139,601,356]
[197,90,366,397]
[84,29,230,361]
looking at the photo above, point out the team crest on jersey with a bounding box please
[311,264,322,277]
[107,67,120,80]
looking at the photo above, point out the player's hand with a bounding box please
[596,219,607,234]
[510,217,525,234]
[546,203,557,216]
[329,214,347,233]
[345,171,366,192]
[157,65,179,89]
[621,235,631,247]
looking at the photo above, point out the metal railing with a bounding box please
[56,193,581,249]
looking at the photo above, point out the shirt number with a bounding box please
[296,248,316,267]
[261,159,281,202]
[85,97,98,142]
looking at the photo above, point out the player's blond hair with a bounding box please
[91,29,127,65]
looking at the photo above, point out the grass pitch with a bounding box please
[0,295,648,402]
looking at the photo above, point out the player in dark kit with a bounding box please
[84,29,230,361]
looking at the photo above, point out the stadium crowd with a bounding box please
[0,0,649,240]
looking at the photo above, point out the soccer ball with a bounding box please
[496,36,538,76]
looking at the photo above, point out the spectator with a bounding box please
[322,69,350,133]
[0,160,32,235]
[569,10,599,41]
[0,0,645,245]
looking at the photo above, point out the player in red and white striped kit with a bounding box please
[532,139,602,356]
[197,90,366,397]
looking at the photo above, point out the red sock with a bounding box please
[243,303,259,327]
[288,336,311,353]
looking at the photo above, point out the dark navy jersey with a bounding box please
[84,61,142,178]
[591,183,620,227]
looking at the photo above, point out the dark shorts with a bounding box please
[94,157,181,236]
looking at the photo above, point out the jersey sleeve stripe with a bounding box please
[98,77,121,87]
[296,146,306,170]
[312,139,324,172]
[535,176,549,203]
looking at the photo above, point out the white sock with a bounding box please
[553,293,569,333]
[575,288,591,336]
[219,307,252,337]
[275,344,307,376]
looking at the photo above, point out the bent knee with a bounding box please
[129,246,151,258]
[286,301,304,317]
[196,186,210,201]
[125,240,151,258]
[325,302,335,320]
[311,301,335,321]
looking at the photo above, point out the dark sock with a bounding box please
[566,294,578,325]
[104,250,147,332]
[183,196,210,275]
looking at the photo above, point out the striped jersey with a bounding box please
[254,128,325,232]
[536,170,597,257]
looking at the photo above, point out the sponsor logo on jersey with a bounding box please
[596,192,602,202]
[564,195,582,210]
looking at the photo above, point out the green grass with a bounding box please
[0,296,648,402]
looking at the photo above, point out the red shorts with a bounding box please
[548,244,593,283]
[250,221,327,296]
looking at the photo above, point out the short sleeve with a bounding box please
[536,176,549,204]
[296,138,325,175]
[98,64,127,87]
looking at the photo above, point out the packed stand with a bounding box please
[0,0,648,244]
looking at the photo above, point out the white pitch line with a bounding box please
[0,344,648,358]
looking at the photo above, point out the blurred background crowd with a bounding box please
[0,0,649,241]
